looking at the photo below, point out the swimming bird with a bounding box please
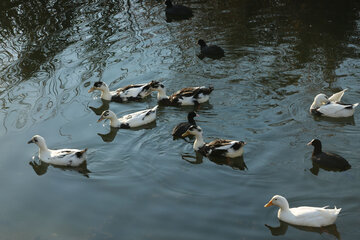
[165,0,193,21]
[172,111,199,140]
[182,125,246,158]
[98,106,158,128]
[150,82,213,106]
[307,139,351,171]
[88,81,158,102]
[27,135,87,167]
[310,90,358,117]
[197,39,225,60]
[264,195,341,227]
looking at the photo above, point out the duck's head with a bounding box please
[264,195,289,209]
[27,135,46,147]
[98,110,116,122]
[307,138,321,147]
[182,125,202,137]
[312,94,330,108]
[150,82,166,92]
[88,81,108,93]
[188,111,199,119]
[198,39,207,47]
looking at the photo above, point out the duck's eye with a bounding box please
[160,84,164,88]
[34,138,38,142]
[274,198,277,201]
[104,111,109,116]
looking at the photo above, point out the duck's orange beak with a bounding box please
[88,87,95,93]
[264,200,273,207]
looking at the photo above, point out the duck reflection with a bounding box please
[29,160,91,178]
[309,162,350,176]
[89,99,110,115]
[182,152,247,171]
[312,114,355,125]
[97,121,157,143]
[265,220,340,239]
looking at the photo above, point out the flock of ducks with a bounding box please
[26,0,359,231]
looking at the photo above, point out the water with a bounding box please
[0,0,360,239]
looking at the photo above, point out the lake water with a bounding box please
[0,0,360,239]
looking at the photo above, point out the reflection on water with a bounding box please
[89,99,110,116]
[29,159,91,178]
[182,151,248,171]
[97,126,119,142]
[265,220,340,239]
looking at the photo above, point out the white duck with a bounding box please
[88,81,158,102]
[182,125,246,158]
[264,195,341,227]
[98,105,158,128]
[310,89,358,117]
[150,82,214,106]
[27,135,87,167]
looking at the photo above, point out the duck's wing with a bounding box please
[317,102,357,117]
[328,89,347,102]
[289,206,340,227]
[122,106,158,127]
[49,149,86,166]
[171,87,199,98]
[117,84,148,98]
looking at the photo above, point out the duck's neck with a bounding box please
[37,143,50,160]
[188,116,196,125]
[100,87,112,101]
[109,116,122,128]
[312,143,322,155]
[310,100,319,110]
[193,133,206,151]
[156,88,168,100]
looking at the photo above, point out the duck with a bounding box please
[98,105,158,128]
[197,39,225,60]
[165,0,193,21]
[172,111,199,140]
[264,195,341,227]
[88,80,158,102]
[310,89,358,118]
[181,125,246,158]
[27,135,87,167]
[307,139,351,171]
[150,82,214,106]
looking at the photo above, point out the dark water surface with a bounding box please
[1,0,360,239]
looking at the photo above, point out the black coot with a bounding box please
[165,0,193,21]
[198,39,225,60]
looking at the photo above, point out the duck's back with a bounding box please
[201,45,225,59]
[312,152,351,171]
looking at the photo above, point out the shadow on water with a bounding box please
[182,151,247,171]
[265,220,340,239]
[29,159,91,178]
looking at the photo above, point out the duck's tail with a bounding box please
[353,103,359,108]
[76,148,88,158]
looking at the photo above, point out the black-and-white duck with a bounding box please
[182,125,246,158]
[27,135,87,167]
[165,0,193,21]
[150,82,214,106]
[88,81,158,102]
[310,89,358,117]
[98,105,158,128]
[172,111,199,140]
[197,39,225,60]
[307,139,351,172]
